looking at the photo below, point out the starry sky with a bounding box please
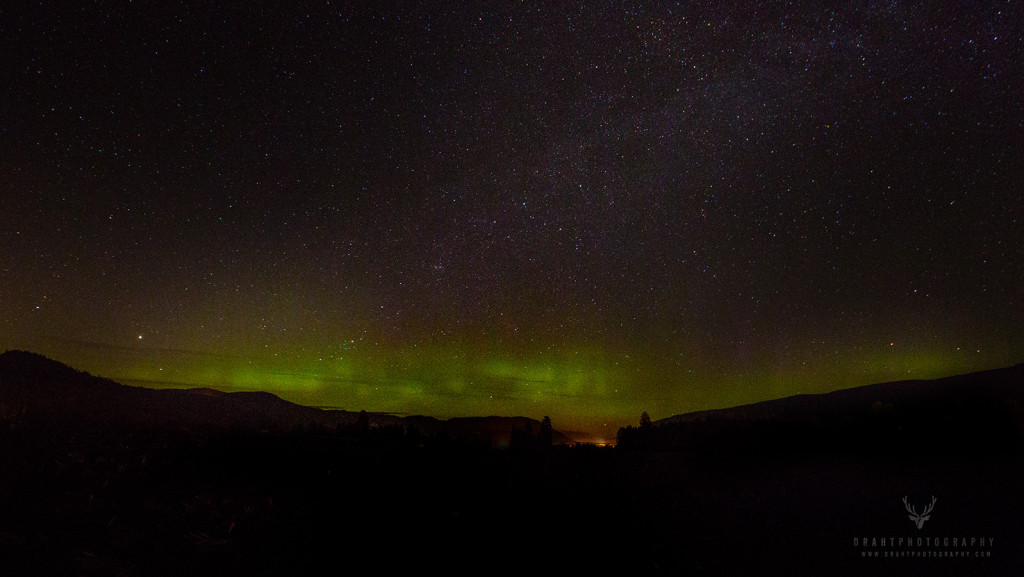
[1,1,1022,434]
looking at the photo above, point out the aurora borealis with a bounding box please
[1,2,1021,433]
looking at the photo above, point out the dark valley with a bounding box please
[1,351,1022,575]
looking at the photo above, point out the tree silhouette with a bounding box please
[640,411,652,428]
[540,416,553,446]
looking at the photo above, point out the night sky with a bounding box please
[2,1,1021,434]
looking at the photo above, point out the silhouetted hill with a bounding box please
[658,364,1024,425]
[620,364,1024,456]
[0,350,359,433]
[0,350,571,446]
[0,349,122,396]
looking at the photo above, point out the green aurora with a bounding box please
[13,334,1020,434]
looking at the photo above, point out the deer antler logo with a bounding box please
[903,496,936,529]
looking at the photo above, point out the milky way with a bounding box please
[2,2,1021,432]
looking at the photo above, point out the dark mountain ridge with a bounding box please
[658,363,1024,425]
[0,350,569,445]
[620,363,1024,455]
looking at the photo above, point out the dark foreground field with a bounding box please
[1,352,1021,575]
[1,426,1021,576]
